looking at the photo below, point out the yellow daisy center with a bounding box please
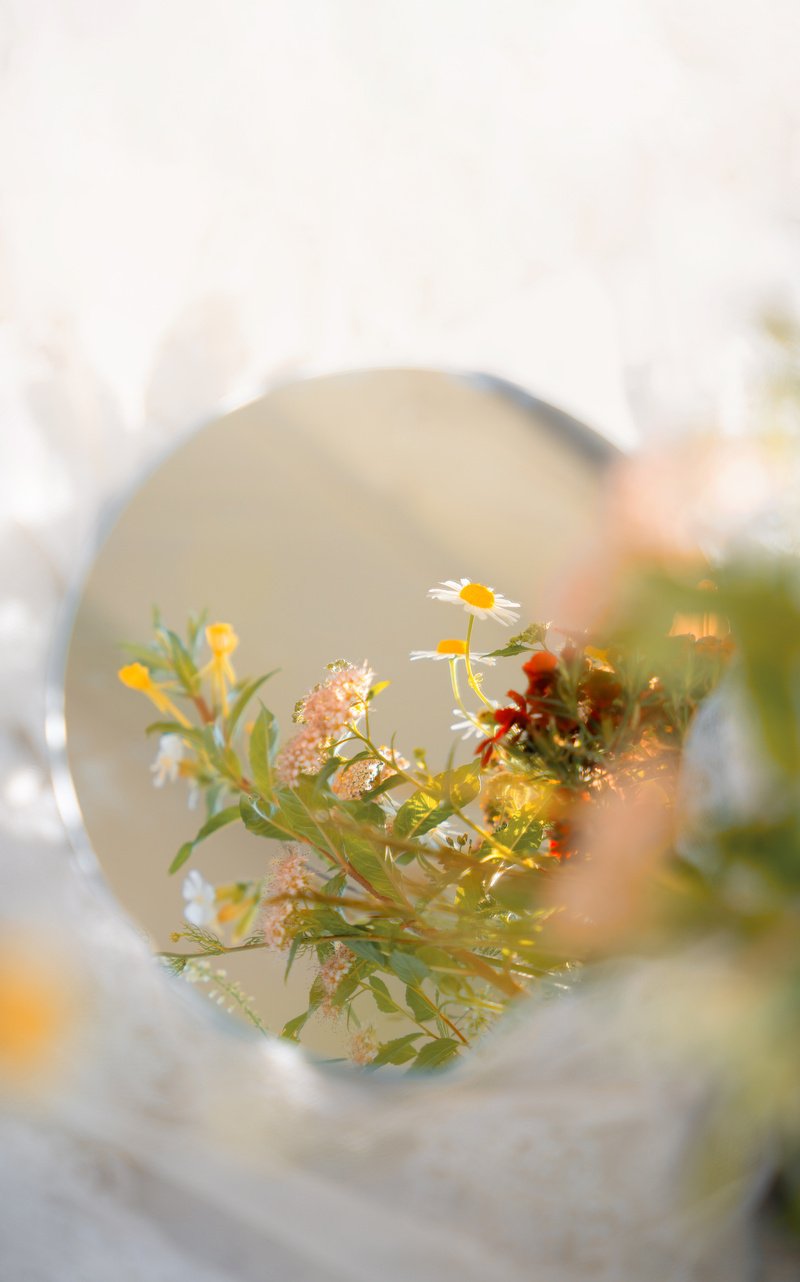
[436,638,467,656]
[206,622,239,657]
[459,582,495,609]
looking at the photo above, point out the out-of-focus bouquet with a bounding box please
[115,320,800,1235]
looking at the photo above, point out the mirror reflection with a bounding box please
[63,369,614,1060]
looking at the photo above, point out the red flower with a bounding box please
[523,650,559,696]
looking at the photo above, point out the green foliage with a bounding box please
[248,705,279,795]
[394,763,480,839]
[486,623,549,658]
[168,805,240,874]
[228,673,278,739]
[412,1037,461,1071]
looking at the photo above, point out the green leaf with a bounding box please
[239,793,286,840]
[405,984,435,1022]
[486,624,549,658]
[342,836,402,902]
[411,1037,461,1072]
[321,870,347,896]
[144,721,207,747]
[204,782,224,820]
[331,965,363,1007]
[394,791,453,840]
[438,761,482,808]
[194,805,240,843]
[228,672,278,738]
[284,935,303,980]
[389,949,430,985]
[415,945,460,972]
[394,763,481,840]
[368,1033,423,1068]
[281,1010,312,1040]
[308,974,327,1008]
[249,706,279,797]
[168,841,195,875]
[168,805,240,874]
[496,808,544,856]
[162,627,201,694]
[186,610,208,658]
[119,642,172,673]
[344,938,386,966]
[368,976,397,1014]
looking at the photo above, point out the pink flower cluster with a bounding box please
[317,942,352,1017]
[349,1025,379,1066]
[260,845,312,951]
[276,663,374,788]
[332,746,410,800]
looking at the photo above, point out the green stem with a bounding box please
[464,616,494,709]
[449,658,485,734]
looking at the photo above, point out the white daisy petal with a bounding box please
[410,641,495,665]
[450,709,485,741]
[427,578,520,626]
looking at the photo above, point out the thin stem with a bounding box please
[464,616,494,709]
[449,658,485,733]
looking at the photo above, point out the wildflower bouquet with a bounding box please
[119,575,726,1070]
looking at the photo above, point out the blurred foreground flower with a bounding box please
[0,937,79,1097]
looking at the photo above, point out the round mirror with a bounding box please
[54,368,615,1060]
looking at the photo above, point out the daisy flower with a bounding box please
[151,733,184,787]
[410,639,496,665]
[182,870,217,927]
[428,579,520,626]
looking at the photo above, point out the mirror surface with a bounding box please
[62,369,615,1056]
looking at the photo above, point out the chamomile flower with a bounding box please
[151,733,184,787]
[182,870,217,927]
[410,639,496,664]
[428,579,520,626]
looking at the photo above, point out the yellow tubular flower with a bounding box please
[202,621,239,715]
[117,662,191,727]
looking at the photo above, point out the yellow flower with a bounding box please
[0,944,75,1087]
[117,662,191,726]
[201,621,239,714]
